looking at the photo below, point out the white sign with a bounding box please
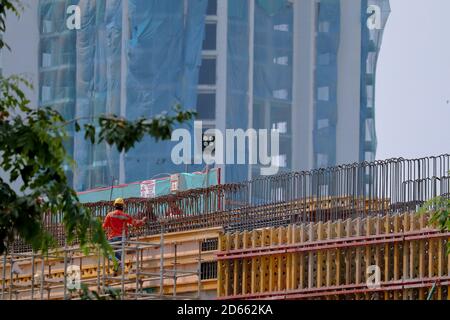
[67,265,81,290]
[66,5,81,30]
[170,174,180,192]
[366,265,381,289]
[171,121,281,176]
[140,180,156,198]
[367,5,382,30]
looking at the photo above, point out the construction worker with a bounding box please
[102,198,147,271]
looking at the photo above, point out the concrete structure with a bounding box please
[1,153,449,300]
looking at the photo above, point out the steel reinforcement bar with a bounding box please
[9,154,450,253]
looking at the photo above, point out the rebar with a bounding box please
[159,222,164,298]
[1,252,6,300]
[121,229,126,299]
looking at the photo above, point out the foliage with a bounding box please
[420,197,450,231]
[0,0,196,255]
[0,0,22,50]
[78,284,121,300]
[419,173,450,253]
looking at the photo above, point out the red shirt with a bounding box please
[102,210,144,240]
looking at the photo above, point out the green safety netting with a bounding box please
[125,0,208,183]
[226,0,294,182]
[39,0,208,191]
[78,168,220,203]
[38,0,391,192]
[313,0,340,169]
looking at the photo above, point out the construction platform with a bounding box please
[1,155,450,300]
[0,228,221,300]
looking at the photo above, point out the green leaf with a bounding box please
[0,0,194,259]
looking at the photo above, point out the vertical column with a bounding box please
[247,0,255,180]
[336,0,362,165]
[326,222,332,291]
[308,222,314,289]
[335,220,342,291]
[393,215,400,300]
[364,218,371,300]
[317,221,323,289]
[251,230,257,294]
[299,225,305,290]
[242,231,249,295]
[119,0,129,184]
[269,228,275,292]
[384,215,390,300]
[292,0,316,171]
[215,0,228,180]
[355,217,361,299]
[233,233,239,296]
[419,215,425,299]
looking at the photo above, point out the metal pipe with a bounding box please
[9,255,13,300]
[173,243,177,298]
[1,251,7,300]
[135,244,139,300]
[63,246,68,300]
[102,252,106,294]
[40,255,44,300]
[159,222,165,298]
[197,241,202,299]
[96,246,101,293]
[31,251,35,300]
[121,228,126,299]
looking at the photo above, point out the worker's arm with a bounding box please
[102,214,110,229]
[124,213,147,227]
[133,216,148,226]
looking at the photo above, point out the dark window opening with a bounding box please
[201,238,219,251]
[200,261,217,280]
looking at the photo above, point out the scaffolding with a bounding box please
[0,224,204,300]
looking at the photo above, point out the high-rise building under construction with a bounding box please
[5,0,390,191]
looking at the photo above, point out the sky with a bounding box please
[376,0,450,160]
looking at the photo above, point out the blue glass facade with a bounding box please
[313,0,390,168]
[38,0,390,190]
[226,0,294,183]
[125,0,208,183]
[39,0,208,191]
[39,0,79,186]
[73,0,123,190]
[313,0,340,169]
[226,0,250,183]
[252,1,293,177]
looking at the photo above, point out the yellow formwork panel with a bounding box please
[218,212,450,300]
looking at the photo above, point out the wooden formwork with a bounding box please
[217,212,450,300]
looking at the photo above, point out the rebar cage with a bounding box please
[8,154,450,254]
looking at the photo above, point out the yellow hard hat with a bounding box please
[113,198,125,206]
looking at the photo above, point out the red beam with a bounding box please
[218,276,450,300]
